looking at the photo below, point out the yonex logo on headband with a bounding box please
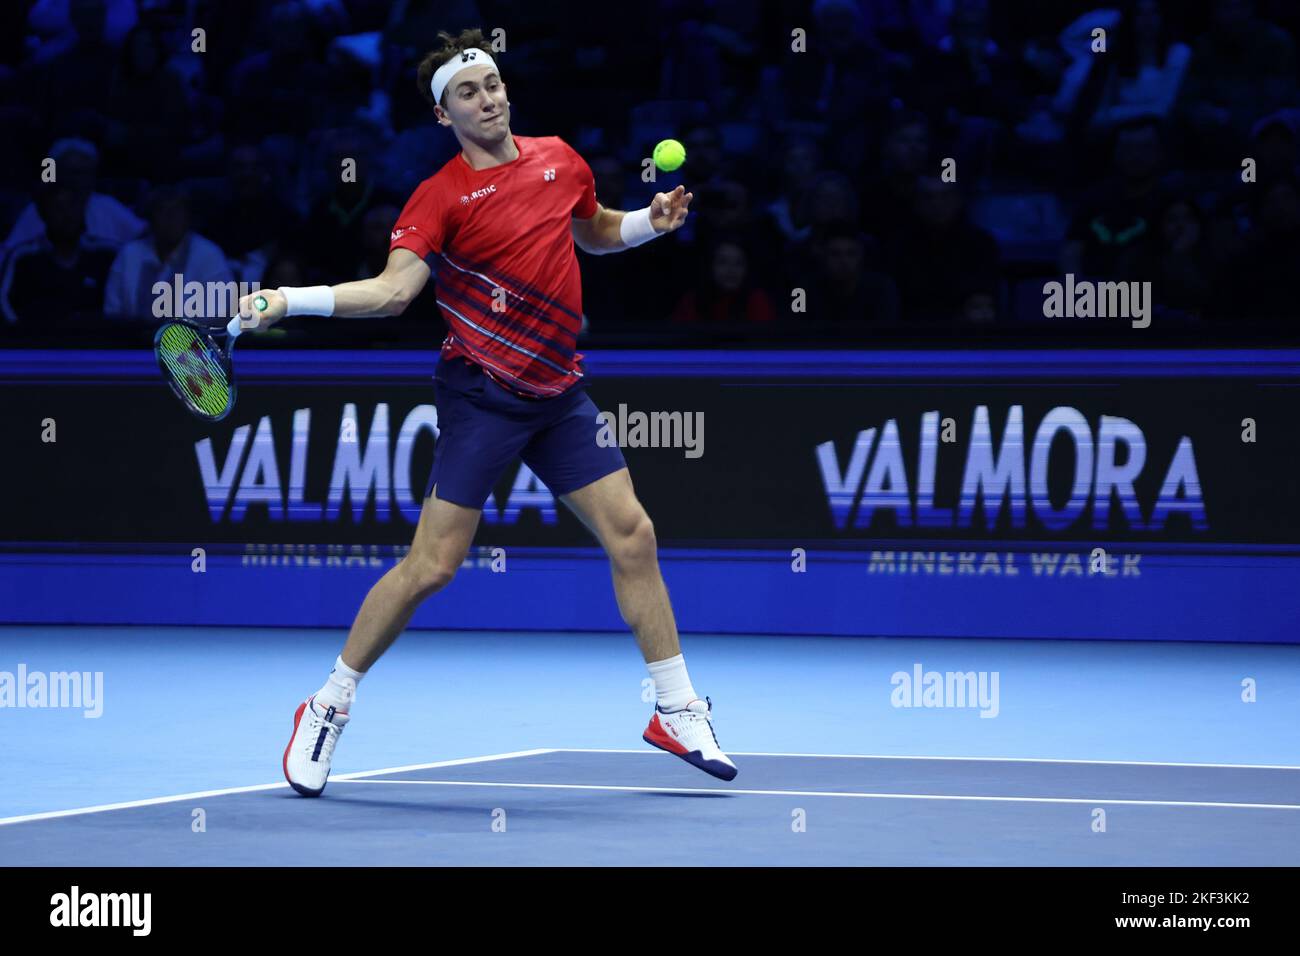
[431,48,500,104]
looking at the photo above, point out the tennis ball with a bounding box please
[653,139,686,172]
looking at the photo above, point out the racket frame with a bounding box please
[152,318,240,423]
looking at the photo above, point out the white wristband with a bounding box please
[280,285,335,317]
[619,207,660,248]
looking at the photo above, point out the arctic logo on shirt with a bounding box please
[390,225,418,242]
[461,185,498,205]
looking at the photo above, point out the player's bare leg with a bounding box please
[562,467,737,780]
[560,468,679,663]
[283,487,479,795]
[340,488,481,670]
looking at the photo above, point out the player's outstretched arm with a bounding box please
[572,186,693,256]
[236,249,431,328]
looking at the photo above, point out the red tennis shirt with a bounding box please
[389,134,598,397]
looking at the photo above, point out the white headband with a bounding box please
[431,48,499,105]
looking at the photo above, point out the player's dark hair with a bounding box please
[417,28,495,111]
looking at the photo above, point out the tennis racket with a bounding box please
[154,295,266,422]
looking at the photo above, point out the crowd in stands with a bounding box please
[2,0,1298,341]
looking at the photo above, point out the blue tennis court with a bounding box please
[3,625,1296,866]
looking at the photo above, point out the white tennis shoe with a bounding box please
[283,695,350,797]
[642,696,738,781]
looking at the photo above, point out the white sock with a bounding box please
[314,655,365,714]
[647,654,698,712]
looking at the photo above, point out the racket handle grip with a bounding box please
[230,295,267,338]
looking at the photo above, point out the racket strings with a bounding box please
[157,324,231,417]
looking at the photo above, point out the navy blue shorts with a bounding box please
[425,356,627,509]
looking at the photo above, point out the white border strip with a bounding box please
[334,779,1300,810]
[0,749,556,827]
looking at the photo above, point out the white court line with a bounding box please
[0,749,556,827]
[334,778,1300,810]
[554,749,1300,771]
[4,747,1295,827]
[331,749,555,781]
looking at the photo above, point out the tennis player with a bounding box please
[238,29,737,796]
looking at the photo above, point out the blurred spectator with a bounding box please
[1061,116,1173,276]
[590,155,627,212]
[914,0,1024,127]
[225,2,337,142]
[763,138,823,246]
[961,289,999,324]
[671,239,776,324]
[1178,0,1297,159]
[861,111,931,242]
[1,185,117,325]
[301,130,390,279]
[195,144,303,284]
[477,0,655,141]
[804,172,862,232]
[692,179,756,242]
[3,139,145,257]
[103,186,234,319]
[1210,173,1300,324]
[326,34,392,134]
[1195,108,1300,259]
[770,0,902,173]
[1015,8,1121,149]
[807,223,901,324]
[6,0,1300,343]
[863,0,952,54]
[0,4,24,82]
[19,0,121,130]
[351,203,400,280]
[662,0,764,116]
[264,252,308,290]
[817,0,904,171]
[103,23,193,180]
[1120,193,1215,321]
[576,154,660,324]
[1090,0,1192,132]
[681,126,727,189]
[782,171,863,287]
[25,0,138,59]
[383,0,485,53]
[886,176,1000,322]
[1250,110,1300,180]
[378,47,456,200]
